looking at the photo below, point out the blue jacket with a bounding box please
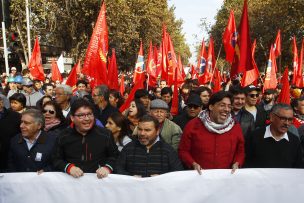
[7,131,56,172]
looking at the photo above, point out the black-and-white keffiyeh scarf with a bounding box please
[198,110,235,134]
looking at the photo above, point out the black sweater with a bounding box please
[116,139,183,177]
[245,127,303,168]
[52,125,119,173]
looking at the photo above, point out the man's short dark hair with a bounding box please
[229,86,245,96]
[208,91,233,107]
[161,87,172,96]
[135,89,149,99]
[195,86,212,95]
[9,93,26,108]
[76,80,88,87]
[139,114,160,130]
[42,83,54,91]
[70,98,95,116]
[291,97,304,110]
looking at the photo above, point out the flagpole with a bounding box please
[209,44,223,84]
[26,0,31,60]
[146,73,149,91]
[1,0,9,75]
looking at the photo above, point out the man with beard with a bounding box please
[245,104,303,168]
[179,91,245,174]
[259,89,276,120]
[116,115,183,177]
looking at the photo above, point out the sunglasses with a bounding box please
[188,105,200,109]
[248,93,259,98]
[42,109,55,114]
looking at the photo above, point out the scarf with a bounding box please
[198,110,235,134]
[44,118,61,132]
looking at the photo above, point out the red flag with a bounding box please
[277,67,290,104]
[295,39,304,88]
[119,74,125,97]
[292,37,298,85]
[212,68,222,93]
[108,48,119,90]
[241,39,260,87]
[170,66,179,116]
[28,36,45,81]
[223,10,237,63]
[146,41,157,87]
[197,39,207,75]
[66,62,78,87]
[231,0,254,77]
[264,45,278,90]
[133,41,145,83]
[200,37,215,84]
[82,2,108,88]
[51,59,62,82]
[166,34,178,85]
[154,46,162,78]
[273,30,281,58]
[119,78,144,113]
[190,64,198,79]
[161,25,168,81]
[176,55,184,85]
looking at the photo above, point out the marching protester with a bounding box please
[52,99,119,178]
[178,91,245,174]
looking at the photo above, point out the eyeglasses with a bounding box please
[188,105,200,109]
[272,112,293,122]
[248,93,259,98]
[74,112,94,119]
[42,109,55,114]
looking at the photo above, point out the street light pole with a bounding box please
[1,0,9,75]
[26,0,31,60]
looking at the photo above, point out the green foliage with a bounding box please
[9,0,190,70]
[208,0,304,72]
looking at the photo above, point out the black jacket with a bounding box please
[116,139,183,177]
[255,105,268,128]
[233,108,255,138]
[0,108,21,171]
[245,127,303,168]
[52,125,119,173]
[7,131,56,172]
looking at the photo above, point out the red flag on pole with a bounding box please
[161,25,168,81]
[170,66,179,116]
[66,62,78,88]
[277,67,290,104]
[292,37,298,85]
[166,34,178,85]
[223,10,237,63]
[28,36,45,81]
[231,0,254,77]
[82,2,108,88]
[264,45,278,90]
[197,39,207,75]
[241,39,260,87]
[273,30,281,58]
[154,46,162,78]
[295,39,304,88]
[146,41,157,87]
[200,37,215,84]
[108,48,119,90]
[212,68,222,93]
[133,41,145,83]
[51,59,62,82]
[119,78,145,113]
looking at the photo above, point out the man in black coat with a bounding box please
[116,115,183,177]
[52,99,118,178]
[245,103,303,168]
[0,96,21,172]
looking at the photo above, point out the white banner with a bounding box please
[1,169,304,203]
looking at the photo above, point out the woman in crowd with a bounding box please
[106,112,132,151]
[36,95,53,110]
[42,100,67,135]
[126,100,146,132]
[9,93,27,113]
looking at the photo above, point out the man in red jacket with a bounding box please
[178,91,245,174]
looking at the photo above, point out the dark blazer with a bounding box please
[233,108,255,138]
[7,131,56,172]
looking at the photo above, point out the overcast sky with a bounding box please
[168,0,223,63]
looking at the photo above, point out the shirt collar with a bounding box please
[264,125,289,142]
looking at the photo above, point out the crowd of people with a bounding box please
[0,66,303,179]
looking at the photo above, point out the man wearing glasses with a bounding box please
[52,99,118,178]
[244,85,267,128]
[245,104,303,168]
